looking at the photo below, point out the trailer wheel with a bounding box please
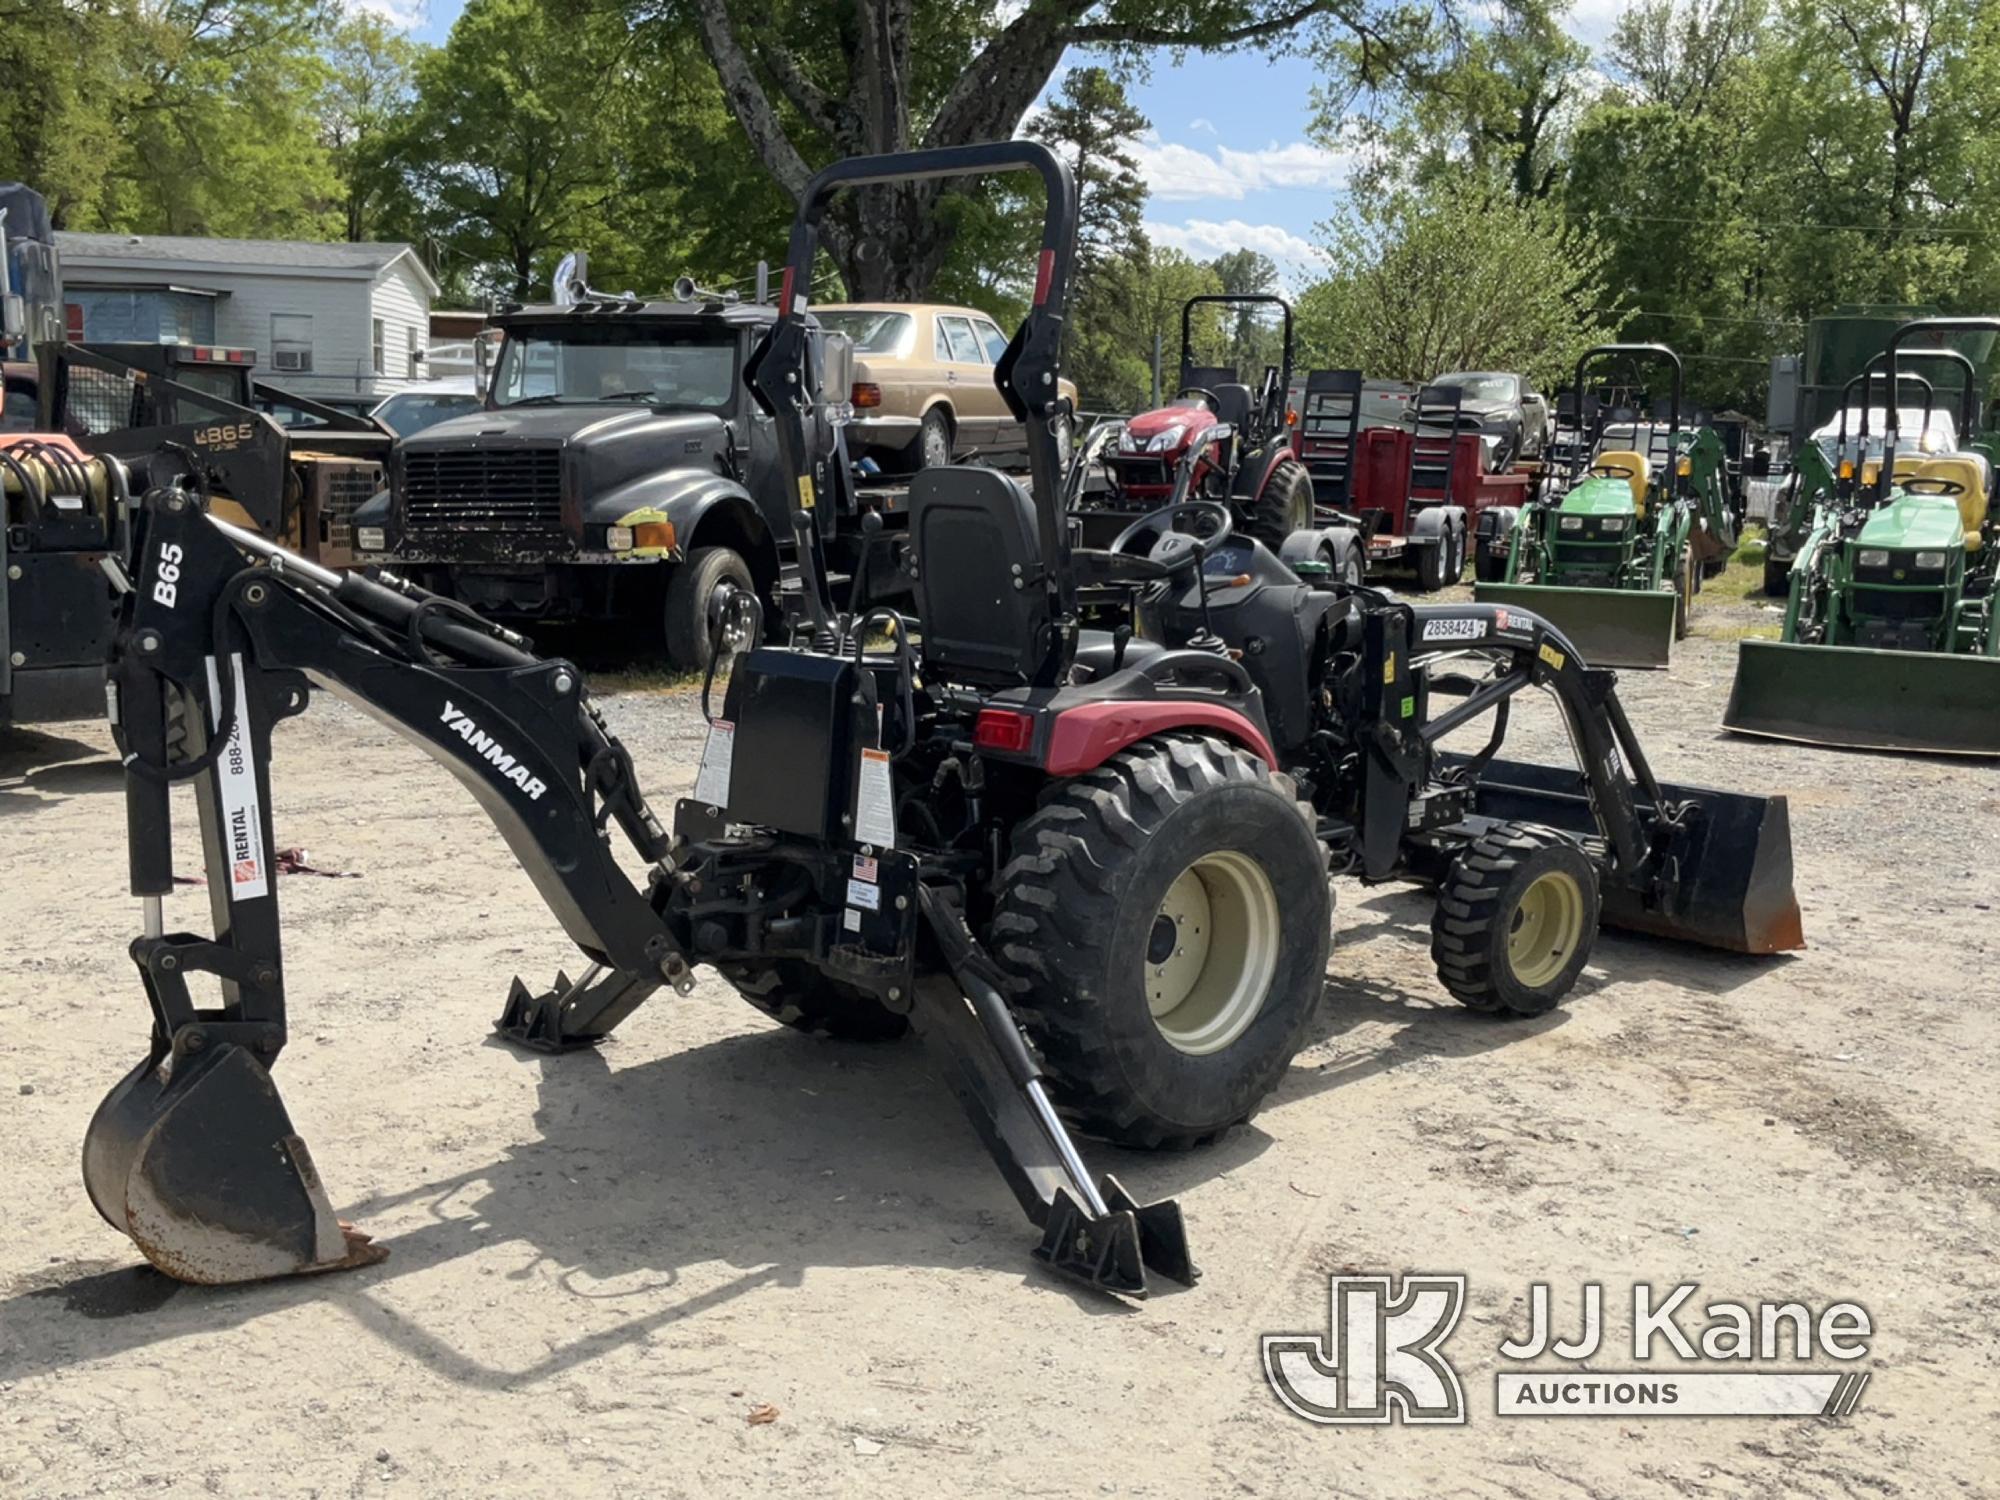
[1249,459,1314,551]
[719,960,909,1041]
[1415,535,1450,592]
[665,546,755,671]
[990,735,1332,1149]
[1432,825,1598,1017]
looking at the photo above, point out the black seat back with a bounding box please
[908,466,1051,685]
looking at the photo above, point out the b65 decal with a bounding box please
[193,422,256,449]
[152,542,184,608]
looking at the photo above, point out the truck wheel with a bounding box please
[719,960,908,1041]
[989,734,1332,1149]
[1249,459,1314,551]
[1762,556,1790,597]
[1431,825,1598,1017]
[665,546,755,671]
[1473,536,1508,583]
[1335,541,1363,586]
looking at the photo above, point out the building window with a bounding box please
[271,313,313,373]
[372,317,386,375]
[406,325,422,378]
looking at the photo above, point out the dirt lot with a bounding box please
[2,583,1997,1499]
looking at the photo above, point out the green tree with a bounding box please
[1299,181,1617,387]
[0,0,133,227]
[322,12,420,242]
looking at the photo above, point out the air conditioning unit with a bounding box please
[273,349,309,372]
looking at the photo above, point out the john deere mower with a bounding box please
[1726,317,2000,755]
[1088,293,1313,550]
[79,143,1801,1304]
[1477,344,1738,669]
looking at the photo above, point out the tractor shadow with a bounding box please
[0,1020,1284,1389]
[0,725,120,815]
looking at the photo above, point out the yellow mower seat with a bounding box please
[1593,449,1651,516]
[1916,455,1990,550]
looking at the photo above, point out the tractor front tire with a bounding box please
[719,960,910,1042]
[1431,825,1599,1017]
[990,735,1332,1150]
[1249,459,1314,552]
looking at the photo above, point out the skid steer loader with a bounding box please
[1725,317,2000,755]
[81,142,1803,1302]
[1476,344,1738,669]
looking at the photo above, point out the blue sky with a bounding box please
[394,2,1627,288]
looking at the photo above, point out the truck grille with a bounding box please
[401,447,565,540]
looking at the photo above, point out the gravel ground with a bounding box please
[1,579,1996,1498]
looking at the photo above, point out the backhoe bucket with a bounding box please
[83,1040,381,1284]
[1473,582,1677,670]
[1725,639,2000,756]
[1458,756,1805,954]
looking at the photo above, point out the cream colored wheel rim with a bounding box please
[1507,870,1586,989]
[1145,850,1280,1055]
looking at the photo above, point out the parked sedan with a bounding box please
[1432,371,1548,469]
[815,303,1078,471]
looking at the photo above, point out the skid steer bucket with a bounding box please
[83,1039,382,1284]
[1725,639,2000,756]
[1453,756,1804,954]
[1473,582,1677,670]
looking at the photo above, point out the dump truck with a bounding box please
[77,141,1801,1302]
[1474,344,1739,669]
[1725,316,2000,755]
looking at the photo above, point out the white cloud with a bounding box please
[1188,117,1217,134]
[1144,217,1329,287]
[1129,132,1352,202]
[343,0,427,28]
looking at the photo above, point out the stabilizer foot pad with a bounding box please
[494,973,604,1055]
[1034,1178,1199,1299]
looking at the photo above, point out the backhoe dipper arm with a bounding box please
[86,489,690,1284]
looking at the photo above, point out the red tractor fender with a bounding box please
[1043,700,1278,775]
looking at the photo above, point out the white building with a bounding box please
[54,232,439,401]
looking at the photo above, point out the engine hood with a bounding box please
[1855,493,1967,552]
[401,403,725,449]
[1558,475,1640,515]
[1122,402,1225,450]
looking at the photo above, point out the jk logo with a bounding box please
[1262,1274,1467,1424]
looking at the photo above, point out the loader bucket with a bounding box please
[82,1041,382,1284]
[1473,582,1677,670]
[1453,756,1805,954]
[1725,639,2000,756]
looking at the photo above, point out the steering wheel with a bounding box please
[1590,461,1639,480]
[1074,500,1235,587]
[1902,475,1967,497]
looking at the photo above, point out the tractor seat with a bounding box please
[1916,455,1991,549]
[1207,383,1254,435]
[1593,448,1651,515]
[908,466,1051,685]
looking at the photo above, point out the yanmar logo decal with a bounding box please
[440,701,548,801]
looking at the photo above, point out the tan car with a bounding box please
[815,303,1077,472]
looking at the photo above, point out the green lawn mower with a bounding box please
[1476,344,1737,669]
[1726,316,2000,755]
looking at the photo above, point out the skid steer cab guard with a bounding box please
[1726,316,2000,756]
[1476,343,1700,670]
[79,140,1802,1310]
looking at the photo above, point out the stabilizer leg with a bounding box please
[493,964,662,1054]
[913,887,1197,1299]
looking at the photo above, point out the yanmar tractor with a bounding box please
[81,143,1802,1302]
[1476,344,1738,670]
[1726,317,2000,755]
[1089,293,1313,550]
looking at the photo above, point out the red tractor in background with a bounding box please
[1293,369,1534,590]
[1090,294,1315,551]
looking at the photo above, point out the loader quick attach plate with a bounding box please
[1443,755,1805,955]
[1725,638,2000,756]
[1473,582,1677,670]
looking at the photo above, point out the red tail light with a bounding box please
[851,382,883,409]
[974,708,1035,753]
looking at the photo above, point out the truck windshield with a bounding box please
[493,325,737,408]
[1439,374,1518,402]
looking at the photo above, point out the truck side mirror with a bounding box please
[1,294,22,344]
[813,330,856,409]
[473,328,501,394]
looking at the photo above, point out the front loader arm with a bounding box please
[87,487,691,1283]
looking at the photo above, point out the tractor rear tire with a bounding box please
[1249,459,1314,552]
[1431,825,1599,1017]
[719,960,910,1042]
[989,734,1332,1150]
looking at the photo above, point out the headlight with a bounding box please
[1598,516,1627,533]
[1857,549,1889,568]
[606,525,635,551]
[1914,550,1948,570]
[356,526,386,552]
[1144,423,1188,454]
[1559,515,1584,531]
